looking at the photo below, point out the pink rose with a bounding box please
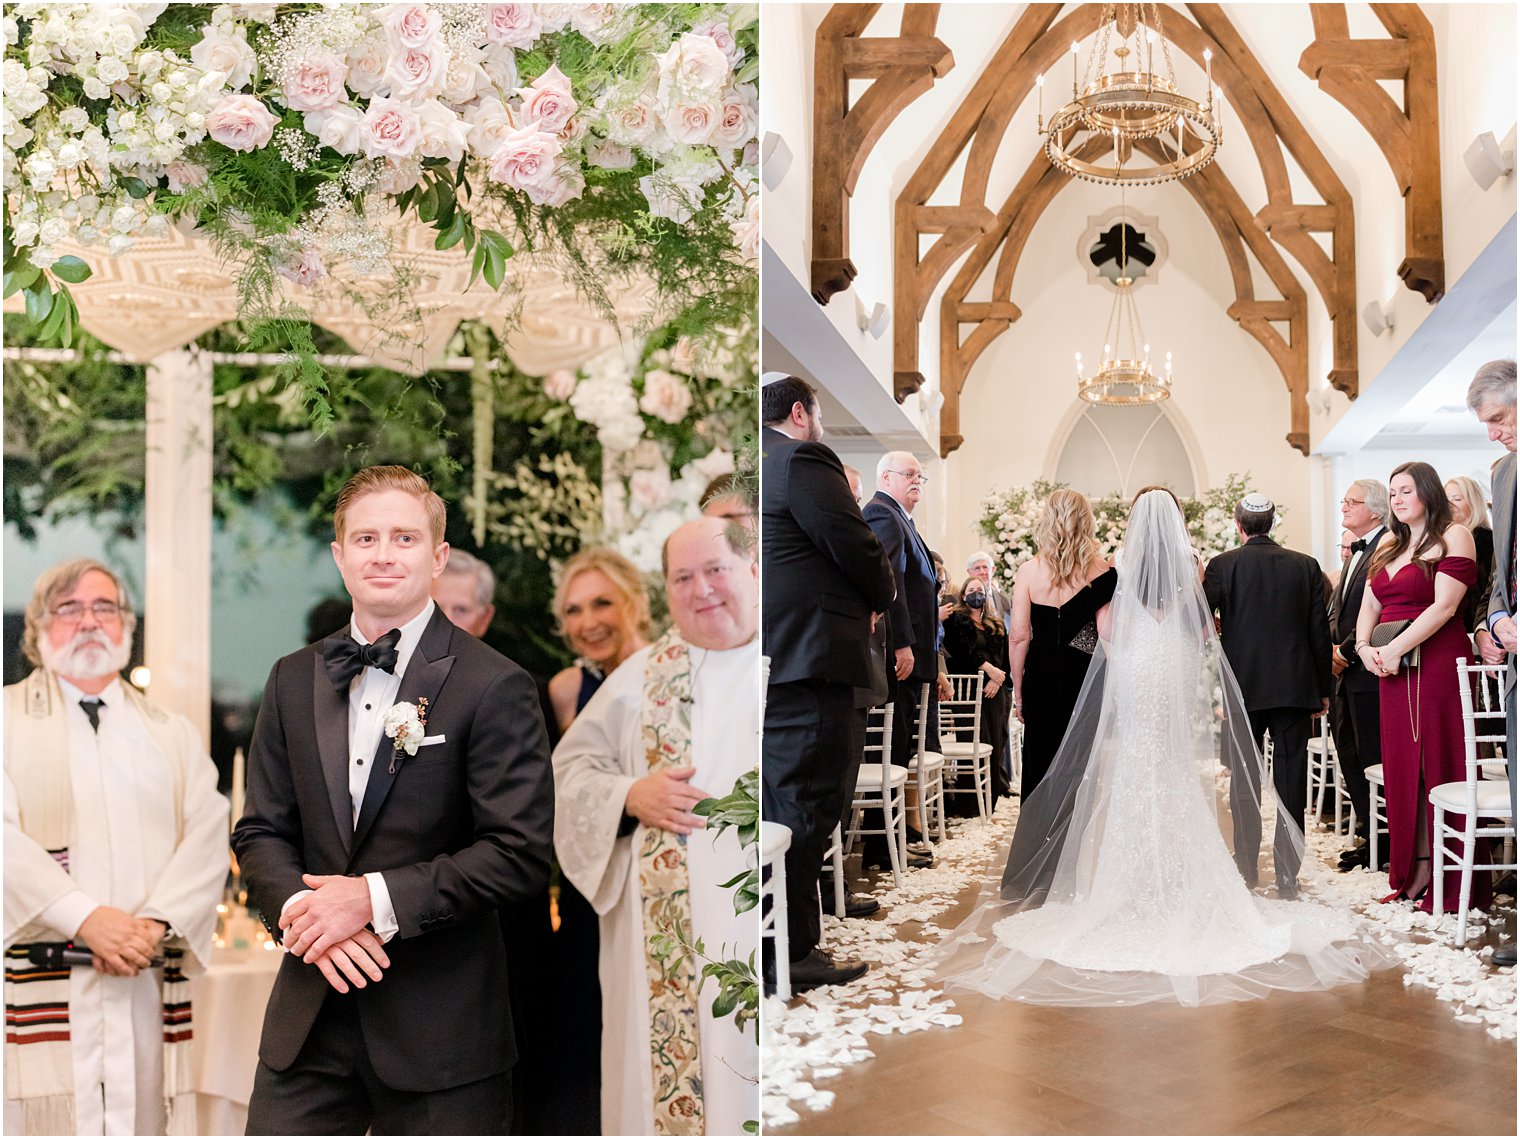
[363,96,422,158]
[605,92,658,147]
[484,4,541,49]
[206,94,278,152]
[710,84,756,150]
[544,369,577,400]
[377,3,440,49]
[516,65,577,134]
[486,124,563,191]
[639,370,693,424]
[732,193,759,262]
[164,161,208,192]
[691,19,744,68]
[629,466,672,511]
[664,96,720,146]
[277,248,326,288]
[385,38,449,99]
[281,51,348,112]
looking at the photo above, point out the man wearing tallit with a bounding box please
[554,517,760,1136]
[4,559,228,1135]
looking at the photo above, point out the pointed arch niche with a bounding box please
[1044,400,1207,501]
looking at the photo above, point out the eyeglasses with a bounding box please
[51,600,122,624]
[1340,497,1366,508]
[888,469,928,485]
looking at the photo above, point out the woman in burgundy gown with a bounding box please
[1357,461,1488,913]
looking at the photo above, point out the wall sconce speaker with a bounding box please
[1464,131,1514,191]
[761,132,792,190]
[1361,298,1394,337]
[856,297,889,339]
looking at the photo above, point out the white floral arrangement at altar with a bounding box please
[977,473,1261,593]
[3,2,759,421]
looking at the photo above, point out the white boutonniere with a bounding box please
[383,697,430,773]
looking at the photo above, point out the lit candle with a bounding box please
[1203,47,1213,90]
[230,747,245,832]
[1075,351,1083,377]
[1036,72,1044,131]
[1072,40,1080,96]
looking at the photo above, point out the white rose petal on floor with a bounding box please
[761,801,1516,1129]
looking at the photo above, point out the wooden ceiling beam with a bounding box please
[811,4,953,306]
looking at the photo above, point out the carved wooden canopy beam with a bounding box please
[1299,3,1444,301]
[811,4,953,305]
[937,135,1310,458]
[895,4,1359,448]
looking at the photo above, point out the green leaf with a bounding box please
[483,244,505,291]
[120,176,151,199]
[416,183,439,223]
[434,212,467,251]
[4,262,40,296]
[50,255,93,284]
[467,244,486,291]
[37,289,69,340]
[57,290,76,348]
[23,281,53,326]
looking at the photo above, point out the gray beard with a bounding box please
[40,628,132,682]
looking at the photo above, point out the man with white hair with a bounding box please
[1467,358,1516,966]
[966,551,1011,625]
[431,548,496,638]
[554,517,759,1134]
[1328,478,1390,871]
[4,559,228,1135]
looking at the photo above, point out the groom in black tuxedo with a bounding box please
[233,466,554,1134]
[1328,479,1388,869]
[1204,493,1331,897]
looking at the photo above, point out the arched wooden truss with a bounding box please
[878,3,1363,455]
[811,4,954,304]
[1300,3,1444,301]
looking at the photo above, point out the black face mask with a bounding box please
[966,594,986,610]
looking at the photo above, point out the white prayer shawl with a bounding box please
[3,670,228,1135]
[554,639,760,1136]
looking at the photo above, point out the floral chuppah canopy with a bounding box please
[3,1,760,565]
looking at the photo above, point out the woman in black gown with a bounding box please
[943,575,1013,801]
[1008,489,1117,798]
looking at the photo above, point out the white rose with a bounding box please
[414,99,469,162]
[522,165,583,207]
[95,55,129,85]
[81,75,111,100]
[439,48,488,105]
[463,99,514,160]
[304,106,366,155]
[38,217,67,245]
[639,369,693,424]
[732,192,759,261]
[629,466,672,512]
[191,27,256,89]
[536,4,572,33]
[690,18,744,68]
[479,43,518,93]
[569,4,633,46]
[603,88,658,147]
[382,701,420,734]
[385,38,449,99]
[586,138,634,170]
[346,33,392,98]
[598,415,645,454]
[656,32,731,103]
[639,170,705,223]
[281,50,348,112]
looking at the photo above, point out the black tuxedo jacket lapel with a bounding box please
[351,610,456,857]
[312,658,354,857]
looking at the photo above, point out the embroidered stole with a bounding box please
[3,670,197,1133]
[638,632,705,1136]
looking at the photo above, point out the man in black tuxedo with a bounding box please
[233,466,554,1134]
[1204,493,1331,896]
[1328,478,1389,870]
[761,374,894,990]
[863,450,941,868]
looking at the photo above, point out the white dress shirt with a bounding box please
[280,600,437,945]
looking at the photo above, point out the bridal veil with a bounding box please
[934,490,1391,1006]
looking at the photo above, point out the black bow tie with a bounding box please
[322,629,401,692]
[1350,538,1369,554]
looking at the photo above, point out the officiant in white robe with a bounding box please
[4,560,227,1136]
[555,518,760,1136]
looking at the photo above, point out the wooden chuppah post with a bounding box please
[144,348,213,747]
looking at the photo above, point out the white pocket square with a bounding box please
[420,734,447,746]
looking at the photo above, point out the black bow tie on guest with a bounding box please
[322,628,402,692]
[1350,538,1369,554]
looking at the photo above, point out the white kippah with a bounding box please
[760,371,792,387]
[1240,493,1274,513]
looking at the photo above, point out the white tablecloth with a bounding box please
[189,946,281,1135]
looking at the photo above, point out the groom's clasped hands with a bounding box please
[281,873,391,994]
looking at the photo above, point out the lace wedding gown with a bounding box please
[935,492,1392,1006]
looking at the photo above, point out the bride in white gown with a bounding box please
[935,490,1392,1006]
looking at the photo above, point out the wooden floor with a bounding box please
[773,862,1519,1136]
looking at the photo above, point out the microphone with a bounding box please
[26,943,165,969]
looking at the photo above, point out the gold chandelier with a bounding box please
[1037,2,1221,186]
[1075,206,1172,405]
